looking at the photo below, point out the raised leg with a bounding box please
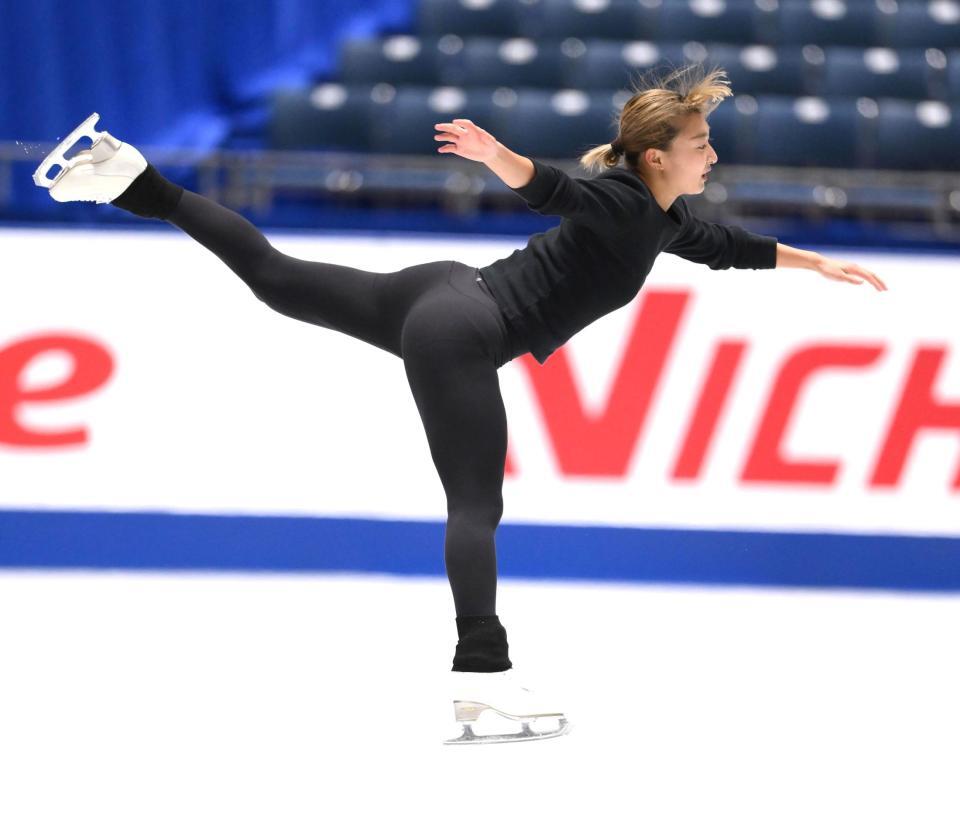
[161,189,458,356]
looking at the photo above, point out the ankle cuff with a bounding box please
[111,163,184,219]
[453,615,512,672]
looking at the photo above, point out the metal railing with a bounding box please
[4,143,960,238]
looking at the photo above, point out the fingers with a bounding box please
[822,257,889,292]
[845,265,889,292]
[434,124,457,153]
[434,120,477,157]
[852,266,888,292]
[433,123,456,140]
[434,121,468,152]
[434,120,471,136]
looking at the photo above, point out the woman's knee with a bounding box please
[240,248,289,301]
[447,496,504,532]
[240,251,316,320]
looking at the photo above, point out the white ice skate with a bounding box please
[33,112,147,204]
[444,668,572,745]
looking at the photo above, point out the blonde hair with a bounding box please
[579,63,733,173]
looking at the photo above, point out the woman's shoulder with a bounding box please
[597,166,652,193]
[592,166,659,220]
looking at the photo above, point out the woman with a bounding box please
[35,64,886,745]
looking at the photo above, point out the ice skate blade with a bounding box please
[33,112,104,189]
[444,717,571,745]
[453,698,565,722]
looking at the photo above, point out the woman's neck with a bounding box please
[634,170,676,213]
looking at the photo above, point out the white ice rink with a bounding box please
[0,571,957,816]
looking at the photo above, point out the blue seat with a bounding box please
[948,49,960,100]
[777,1,881,47]
[339,36,441,86]
[702,44,813,96]
[455,37,570,89]
[417,0,522,37]
[269,85,378,152]
[880,3,960,49]
[524,0,645,39]
[486,89,619,161]
[748,95,864,168]
[873,99,960,170]
[817,47,940,100]
[570,41,690,91]
[372,86,503,155]
[657,1,774,46]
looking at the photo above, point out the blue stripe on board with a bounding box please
[0,509,957,592]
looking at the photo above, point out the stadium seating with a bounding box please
[816,48,943,100]
[525,0,653,40]
[750,96,863,168]
[270,86,381,152]
[417,0,521,37]
[484,89,620,160]
[271,80,960,173]
[368,87,504,154]
[414,0,957,49]
[682,45,811,97]
[272,96,960,174]
[335,35,959,101]
[657,1,774,46]
[949,49,960,97]
[455,38,571,89]
[874,98,960,170]
[267,0,960,171]
[340,36,444,87]
[777,1,883,47]
[572,41,692,92]
[883,1,960,49]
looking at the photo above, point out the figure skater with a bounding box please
[33,64,886,745]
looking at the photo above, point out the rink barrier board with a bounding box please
[0,510,957,592]
[3,230,960,542]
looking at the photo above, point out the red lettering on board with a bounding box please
[741,344,885,484]
[519,290,690,476]
[870,346,960,489]
[672,340,747,480]
[0,334,114,447]
[505,447,516,475]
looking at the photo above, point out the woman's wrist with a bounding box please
[776,242,821,270]
[485,143,536,189]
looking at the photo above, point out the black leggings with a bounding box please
[166,190,527,617]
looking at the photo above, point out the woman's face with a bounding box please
[648,113,719,195]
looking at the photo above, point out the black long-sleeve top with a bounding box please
[476,158,778,364]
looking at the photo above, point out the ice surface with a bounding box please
[0,571,957,816]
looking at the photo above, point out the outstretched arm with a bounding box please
[435,118,532,187]
[666,207,888,293]
[435,118,639,231]
[777,243,888,291]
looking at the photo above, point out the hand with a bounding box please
[434,119,499,163]
[812,254,888,292]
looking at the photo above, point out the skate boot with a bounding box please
[444,668,572,745]
[34,113,147,204]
